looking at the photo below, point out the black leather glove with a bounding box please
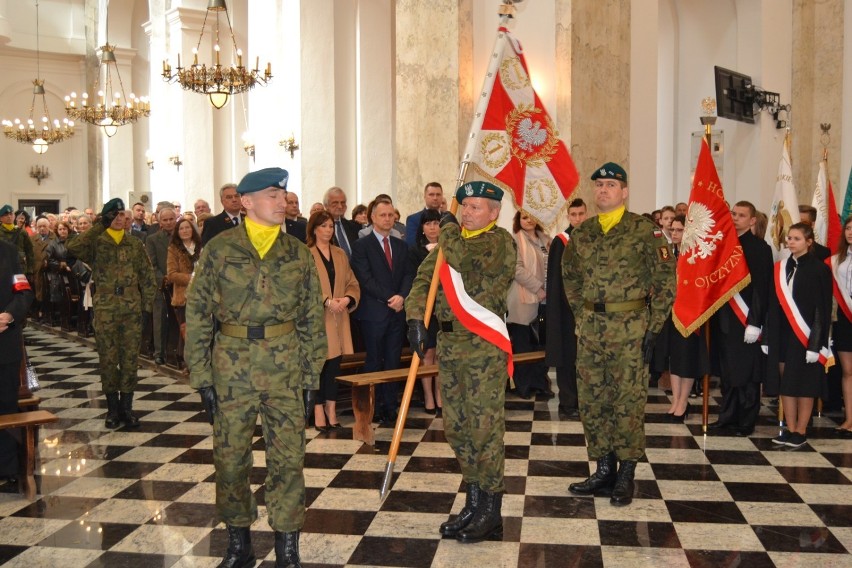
[198,386,218,425]
[642,331,657,364]
[439,211,459,228]
[303,389,317,425]
[101,210,120,228]
[407,319,428,359]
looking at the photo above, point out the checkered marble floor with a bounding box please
[1,327,851,567]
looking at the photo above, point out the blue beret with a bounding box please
[0,205,12,216]
[100,198,125,216]
[455,181,504,203]
[591,162,628,183]
[237,167,289,194]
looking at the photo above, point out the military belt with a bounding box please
[218,321,295,340]
[584,299,647,313]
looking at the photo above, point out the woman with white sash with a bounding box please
[829,216,852,438]
[762,223,832,449]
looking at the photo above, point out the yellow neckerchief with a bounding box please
[105,227,124,244]
[1,223,14,231]
[598,206,626,234]
[461,220,497,239]
[244,216,280,259]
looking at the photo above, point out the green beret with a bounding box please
[455,181,504,204]
[591,162,628,183]
[237,167,289,194]
[101,198,125,217]
[0,205,13,217]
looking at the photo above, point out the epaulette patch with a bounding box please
[658,246,672,262]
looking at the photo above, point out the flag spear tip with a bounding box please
[379,461,394,502]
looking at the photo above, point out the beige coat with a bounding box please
[167,242,196,307]
[507,229,549,325]
[310,245,360,359]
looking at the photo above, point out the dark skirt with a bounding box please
[654,316,709,378]
[833,305,852,353]
[778,319,824,398]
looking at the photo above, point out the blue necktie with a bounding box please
[336,220,351,256]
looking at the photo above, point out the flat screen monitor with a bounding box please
[714,66,755,124]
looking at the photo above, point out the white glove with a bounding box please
[805,350,819,364]
[743,325,761,344]
[761,345,768,355]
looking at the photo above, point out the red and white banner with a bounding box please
[672,138,751,336]
[12,274,30,292]
[828,255,852,322]
[813,159,842,254]
[466,27,579,232]
[765,139,800,260]
[774,262,834,368]
[438,262,514,377]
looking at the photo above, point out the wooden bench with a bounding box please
[0,410,59,500]
[337,350,546,445]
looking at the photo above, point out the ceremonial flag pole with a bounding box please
[765,133,801,261]
[379,2,516,502]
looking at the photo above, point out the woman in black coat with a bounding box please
[763,223,832,449]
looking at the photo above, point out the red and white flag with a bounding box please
[673,139,751,336]
[465,27,579,231]
[765,139,800,260]
[812,159,841,254]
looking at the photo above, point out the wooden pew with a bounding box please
[336,350,546,445]
[0,410,59,499]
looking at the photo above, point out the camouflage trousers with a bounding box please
[437,329,507,493]
[93,308,141,394]
[213,384,305,532]
[576,309,649,461]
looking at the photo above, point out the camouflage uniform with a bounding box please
[0,224,34,276]
[185,224,326,532]
[67,223,156,393]
[405,223,516,493]
[562,211,674,461]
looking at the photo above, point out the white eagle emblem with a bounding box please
[514,117,547,151]
[682,202,724,265]
[464,184,474,196]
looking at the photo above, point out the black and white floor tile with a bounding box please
[1,327,851,567]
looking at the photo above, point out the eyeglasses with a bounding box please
[670,228,684,233]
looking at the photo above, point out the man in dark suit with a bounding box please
[350,199,413,423]
[0,239,34,482]
[546,198,587,420]
[283,192,307,243]
[404,182,443,246]
[324,187,360,257]
[201,183,243,245]
[146,207,177,365]
[709,201,773,436]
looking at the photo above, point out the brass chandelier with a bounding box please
[64,43,151,138]
[162,0,272,109]
[1,1,75,154]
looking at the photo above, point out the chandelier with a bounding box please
[1,1,74,154]
[65,43,151,137]
[162,0,272,109]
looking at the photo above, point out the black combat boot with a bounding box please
[218,525,256,568]
[104,393,121,429]
[119,392,140,428]
[456,491,503,543]
[569,452,617,495]
[610,460,637,506]
[439,482,481,537]
[274,530,301,568]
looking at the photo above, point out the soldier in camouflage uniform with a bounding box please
[67,198,156,429]
[185,168,326,568]
[406,181,516,543]
[0,205,35,279]
[562,163,675,506]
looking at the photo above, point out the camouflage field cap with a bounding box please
[455,181,504,204]
[100,198,125,216]
[0,205,13,217]
[591,162,628,183]
[237,167,289,194]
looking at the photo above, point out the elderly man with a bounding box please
[30,217,54,321]
[562,163,675,506]
[202,184,243,245]
[146,207,177,365]
[186,168,326,568]
[323,187,360,257]
[194,199,212,217]
[406,181,516,543]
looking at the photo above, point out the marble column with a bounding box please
[791,0,843,198]
[556,0,631,214]
[394,0,473,218]
[84,0,104,208]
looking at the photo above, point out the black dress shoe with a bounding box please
[154,357,165,365]
[512,389,532,400]
[435,407,443,418]
[328,423,342,429]
[707,421,732,431]
[558,406,580,420]
[314,425,329,433]
[735,427,754,437]
[424,407,437,415]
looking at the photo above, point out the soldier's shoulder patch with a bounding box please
[653,229,663,238]
[658,245,672,262]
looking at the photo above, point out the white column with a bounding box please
[104,46,138,202]
[629,0,659,213]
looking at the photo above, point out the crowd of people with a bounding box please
[2,161,851,565]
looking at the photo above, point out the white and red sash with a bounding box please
[728,292,750,328]
[829,255,852,322]
[773,261,834,368]
[438,262,514,377]
[12,274,30,292]
[555,231,570,246]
